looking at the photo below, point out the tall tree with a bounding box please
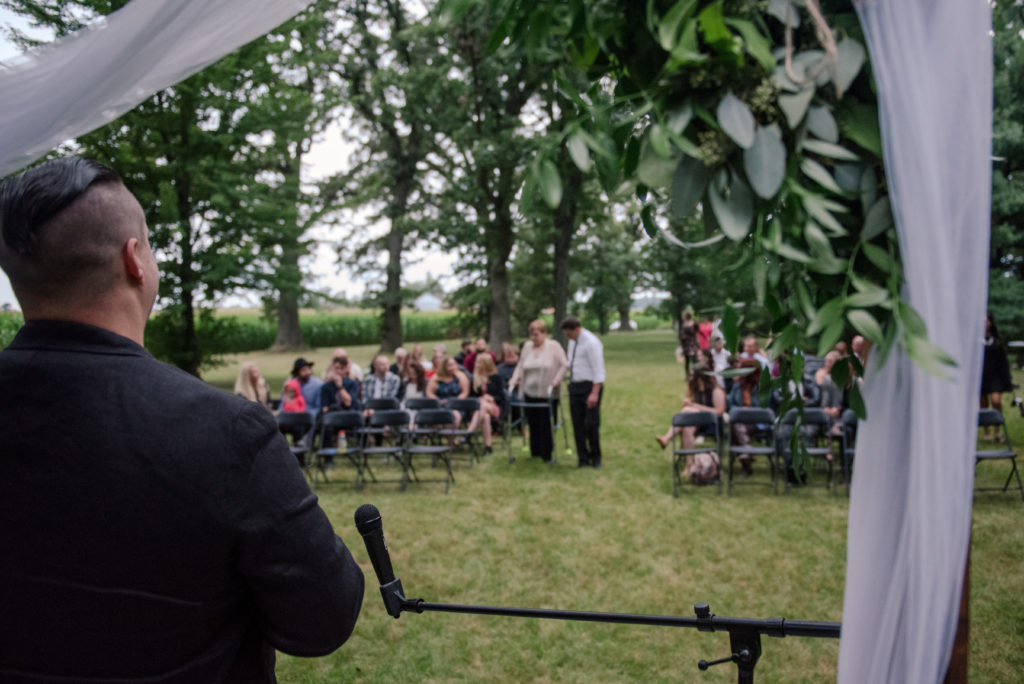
[330,0,452,352]
[426,7,555,347]
[990,0,1024,339]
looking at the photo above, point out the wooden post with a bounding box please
[942,545,970,683]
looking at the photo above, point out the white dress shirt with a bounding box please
[566,329,606,384]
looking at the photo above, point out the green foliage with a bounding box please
[0,312,25,348]
[990,1,1024,341]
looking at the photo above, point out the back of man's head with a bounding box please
[0,157,140,310]
[560,316,581,331]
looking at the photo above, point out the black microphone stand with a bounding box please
[358,505,840,683]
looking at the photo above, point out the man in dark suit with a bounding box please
[0,157,364,683]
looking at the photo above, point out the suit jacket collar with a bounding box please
[7,319,151,358]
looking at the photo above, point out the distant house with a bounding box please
[413,293,443,311]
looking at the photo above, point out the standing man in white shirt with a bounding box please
[561,317,606,469]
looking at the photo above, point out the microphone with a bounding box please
[354,503,405,618]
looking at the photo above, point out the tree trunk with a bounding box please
[552,148,582,344]
[380,177,411,353]
[488,257,513,347]
[272,241,305,351]
[617,302,633,332]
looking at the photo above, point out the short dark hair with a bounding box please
[0,157,120,257]
[560,316,581,331]
[0,157,133,306]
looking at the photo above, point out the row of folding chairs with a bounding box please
[670,407,858,497]
[275,396,483,493]
[672,407,1022,501]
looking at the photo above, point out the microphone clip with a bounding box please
[380,577,407,619]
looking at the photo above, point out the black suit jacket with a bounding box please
[0,321,364,682]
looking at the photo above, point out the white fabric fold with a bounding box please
[0,0,312,177]
[840,1,992,681]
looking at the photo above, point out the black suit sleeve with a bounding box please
[228,403,364,656]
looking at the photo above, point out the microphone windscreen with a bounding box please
[354,503,381,535]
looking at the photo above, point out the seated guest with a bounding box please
[728,359,767,477]
[281,379,307,413]
[234,362,271,409]
[815,350,844,435]
[497,342,520,384]
[465,337,497,373]
[709,335,732,390]
[361,354,402,416]
[400,360,429,427]
[454,340,472,366]
[739,334,771,370]
[389,347,407,376]
[466,354,507,456]
[410,342,428,371]
[327,347,363,381]
[321,356,361,414]
[287,357,322,417]
[654,363,726,450]
[427,355,470,424]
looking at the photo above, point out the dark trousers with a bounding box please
[523,394,557,461]
[569,382,602,466]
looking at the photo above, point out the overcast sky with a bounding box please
[0,7,456,311]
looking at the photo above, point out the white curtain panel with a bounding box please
[840,1,992,682]
[0,0,313,177]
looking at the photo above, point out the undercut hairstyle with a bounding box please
[1,157,121,257]
[0,157,137,303]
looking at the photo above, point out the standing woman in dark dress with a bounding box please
[981,312,1014,440]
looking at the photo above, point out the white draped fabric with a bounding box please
[0,0,312,177]
[840,1,992,682]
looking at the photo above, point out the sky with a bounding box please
[0,7,457,311]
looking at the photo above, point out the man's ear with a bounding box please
[122,237,144,284]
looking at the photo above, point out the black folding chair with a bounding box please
[359,409,409,490]
[404,408,456,493]
[975,409,1023,500]
[365,397,400,411]
[780,408,836,492]
[669,411,723,497]
[727,407,778,495]
[276,411,314,469]
[312,410,366,489]
[440,397,481,465]
[840,409,858,492]
[404,397,441,411]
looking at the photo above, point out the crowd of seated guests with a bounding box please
[655,328,864,479]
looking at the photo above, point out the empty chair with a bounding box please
[275,411,314,468]
[727,407,778,495]
[975,409,1023,500]
[404,408,457,493]
[669,411,723,497]
[313,410,366,489]
[359,409,410,489]
[780,408,836,491]
[439,397,481,464]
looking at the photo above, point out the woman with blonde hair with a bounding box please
[509,320,569,463]
[427,356,470,424]
[234,362,271,409]
[467,353,506,456]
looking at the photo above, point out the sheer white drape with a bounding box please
[0,0,312,177]
[840,1,992,682]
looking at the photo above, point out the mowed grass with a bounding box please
[208,330,1023,683]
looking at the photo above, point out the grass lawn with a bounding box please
[207,330,1024,683]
